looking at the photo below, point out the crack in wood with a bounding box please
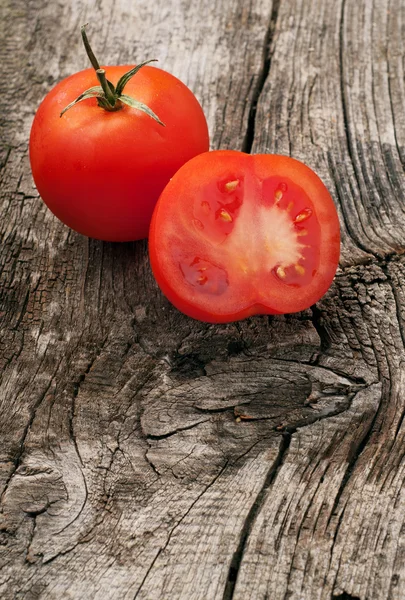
[69,335,109,466]
[242,0,280,153]
[222,433,290,600]
[24,499,60,564]
[145,419,211,441]
[132,460,230,599]
[385,6,404,171]
[310,303,332,354]
[275,397,354,432]
[0,378,55,506]
[195,405,245,415]
[381,263,405,356]
[323,390,384,588]
[222,379,373,600]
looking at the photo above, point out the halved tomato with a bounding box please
[149,150,340,323]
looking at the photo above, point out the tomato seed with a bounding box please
[201,201,210,214]
[197,275,208,285]
[296,229,308,237]
[275,266,287,279]
[294,208,312,223]
[295,264,306,275]
[287,202,294,212]
[219,209,233,222]
[279,182,288,192]
[225,180,239,192]
[274,190,283,203]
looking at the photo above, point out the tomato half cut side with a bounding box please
[149,150,340,323]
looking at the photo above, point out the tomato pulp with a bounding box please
[149,150,340,322]
[30,65,209,241]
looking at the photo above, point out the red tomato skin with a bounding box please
[149,150,340,323]
[29,66,209,241]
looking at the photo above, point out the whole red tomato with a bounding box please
[149,150,340,322]
[29,27,209,241]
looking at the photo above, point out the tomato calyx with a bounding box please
[60,24,165,126]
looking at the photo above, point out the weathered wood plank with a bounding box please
[229,0,405,597]
[1,0,405,598]
[253,0,405,265]
[232,260,405,599]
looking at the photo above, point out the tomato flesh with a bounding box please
[149,150,340,322]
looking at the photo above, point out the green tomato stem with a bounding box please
[81,24,101,71]
[96,69,118,108]
[60,24,165,125]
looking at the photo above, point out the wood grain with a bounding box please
[1,0,404,598]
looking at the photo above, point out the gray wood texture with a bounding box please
[1,0,404,598]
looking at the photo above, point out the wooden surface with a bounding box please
[1,0,404,598]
